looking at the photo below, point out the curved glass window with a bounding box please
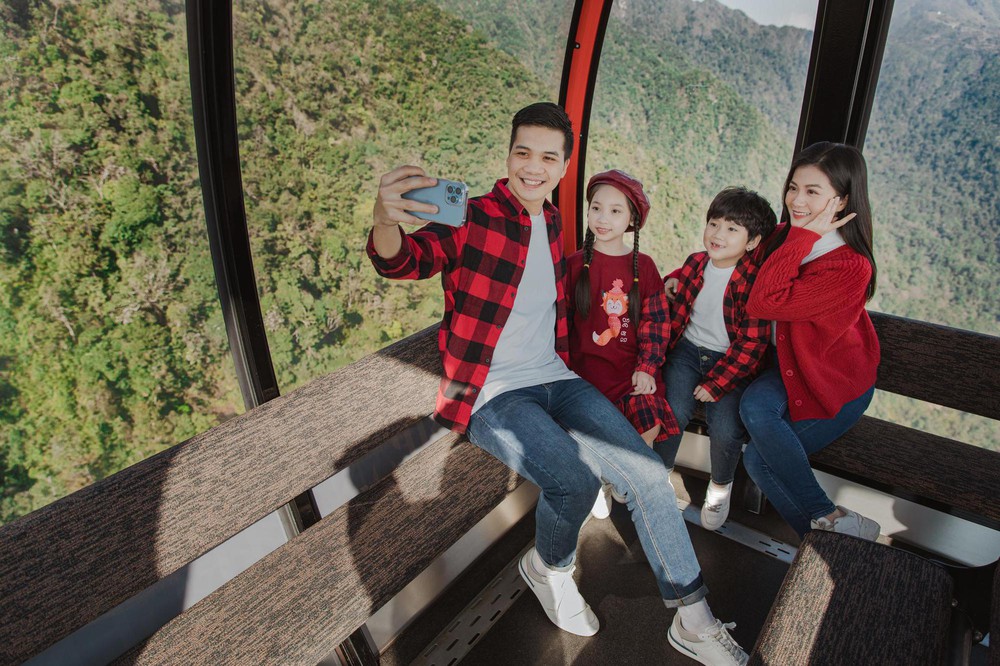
[233,0,574,392]
[863,0,998,450]
[0,3,242,523]
[587,1,817,272]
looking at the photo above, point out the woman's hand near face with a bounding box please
[803,197,856,235]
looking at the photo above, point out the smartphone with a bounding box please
[401,178,468,227]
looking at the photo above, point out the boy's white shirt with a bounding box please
[683,260,736,353]
[472,213,576,413]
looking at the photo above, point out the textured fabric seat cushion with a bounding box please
[750,531,953,666]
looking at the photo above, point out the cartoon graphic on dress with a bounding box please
[593,278,629,346]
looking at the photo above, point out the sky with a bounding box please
[713,0,818,30]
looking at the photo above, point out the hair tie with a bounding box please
[584,263,590,269]
[633,277,639,283]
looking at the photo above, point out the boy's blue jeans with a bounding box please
[654,338,748,485]
[739,367,875,537]
[467,378,708,607]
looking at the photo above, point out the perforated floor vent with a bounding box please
[411,547,529,666]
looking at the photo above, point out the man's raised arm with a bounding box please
[371,165,438,259]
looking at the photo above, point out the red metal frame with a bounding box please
[557,0,614,254]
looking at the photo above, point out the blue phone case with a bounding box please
[401,178,468,227]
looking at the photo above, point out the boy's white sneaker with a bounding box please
[810,505,880,541]
[590,484,612,519]
[517,548,600,636]
[700,481,733,531]
[667,614,748,666]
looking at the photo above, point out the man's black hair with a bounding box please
[706,186,777,241]
[509,102,574,160]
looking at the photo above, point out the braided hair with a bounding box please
[573,199,643,325]
[628,221,641,324]
[573,228,597,318]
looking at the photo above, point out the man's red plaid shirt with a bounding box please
[366,179,569,433]
[667,251,770,399]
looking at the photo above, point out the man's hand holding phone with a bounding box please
[373,165,440,228]
[372,165,468,259]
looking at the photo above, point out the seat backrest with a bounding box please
[870,311,999,419]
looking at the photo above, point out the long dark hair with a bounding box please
[573,197,642,324]
[766,142,877,300]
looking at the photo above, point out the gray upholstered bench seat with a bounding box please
[811,416,1000,527]
[812,313,1000,527]
[0,325,524,665]
[749,531,955,665]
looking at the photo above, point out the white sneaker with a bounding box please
[700,482,733,531]
[590,484,612,519]
[811,505,880,541]
[517,548,600,636]
[667,613,748,665]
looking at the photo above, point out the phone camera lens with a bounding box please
[446,185,455,194]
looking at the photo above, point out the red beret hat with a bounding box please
[586,169,651,231]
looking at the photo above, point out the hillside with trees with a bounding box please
[0,0,240,522]
[0,0,995,524]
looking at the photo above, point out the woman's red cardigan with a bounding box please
[747,225,880,421]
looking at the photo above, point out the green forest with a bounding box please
[0,0,996,524]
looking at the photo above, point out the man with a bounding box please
[367,102,747,665]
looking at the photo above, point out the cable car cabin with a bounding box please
[0,0,997,664]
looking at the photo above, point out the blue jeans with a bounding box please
[655,338,748,485]
[740,367,875,537]
[467,378,707,606]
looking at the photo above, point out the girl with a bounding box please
[740,142,881,539]
[566,170,679,518]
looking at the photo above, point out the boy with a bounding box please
[368,104,748,665]
[658,187,777,530]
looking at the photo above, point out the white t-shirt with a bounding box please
[802,229,847,265]
[472,213,577,412]
[683,261,735,353]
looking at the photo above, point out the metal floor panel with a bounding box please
[420,499,792,665]
[463,510,789,665]
[381,472,797,665]
[411,550,528,666]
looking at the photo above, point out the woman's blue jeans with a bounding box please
[739,367,875,537]
[467,378,707,606]
[655,338,748,484]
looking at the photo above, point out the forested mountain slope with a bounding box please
[0,0,550,521]
[1,0,995,524]
[865,0,999,334]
